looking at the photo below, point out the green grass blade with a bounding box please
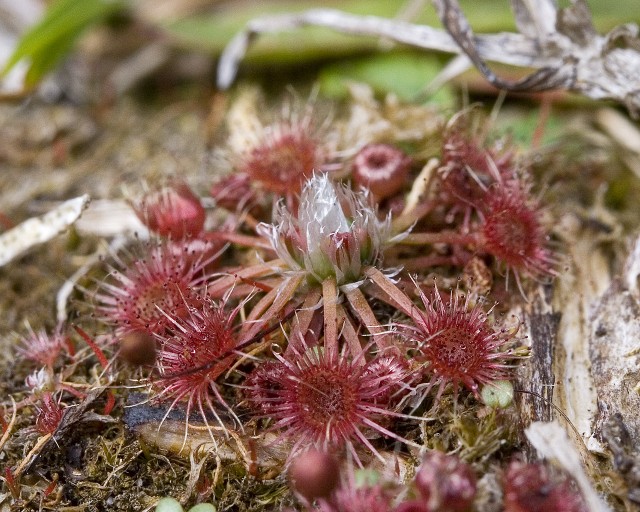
[2,0,126,85]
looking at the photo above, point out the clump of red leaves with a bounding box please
[3,97,570,511]
[34,393,64,435]
[97,104,553,476]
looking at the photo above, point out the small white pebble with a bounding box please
[481,380,514,408]
[156,497,184,512]
[188,505,217,512]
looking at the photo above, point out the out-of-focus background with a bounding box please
[1,0,638,105]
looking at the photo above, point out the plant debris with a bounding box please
[217,0,640,116]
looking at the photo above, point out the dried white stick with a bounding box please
[525,421,611,512]
[217,8,545,89]
[0,195,90,267]
[56,235,129,324]
[217,1,640,116]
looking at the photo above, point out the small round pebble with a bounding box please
[188,505,217,512]
[481,380,514,409]
[155,497,183,512]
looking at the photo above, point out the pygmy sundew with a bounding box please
[152,293,245,430]
[258,172,395,285]
[34,393,64,435]
[16,323,66,370]
[132,180,206,239]
[503,461,587,512]
[438,112,515,211]
[479,180,557,288]
[352,143,412,200]
[217,89,335,208]
[414,451,477,512]
[244,333,411,463]
[205,172,407,356]
[399,285,518,402]
[94,239,222,338]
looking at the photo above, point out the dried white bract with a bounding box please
[258,173,393,285]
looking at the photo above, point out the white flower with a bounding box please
[25,367,51,392]
[258,174,393,285]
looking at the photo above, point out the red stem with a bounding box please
[103,390,116,415]
[73,326,110,371]
[399,231,478,246]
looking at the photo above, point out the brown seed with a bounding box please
[119,331,157,366]
[289,448,340,501]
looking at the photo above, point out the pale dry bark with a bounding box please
[514,224,640,508]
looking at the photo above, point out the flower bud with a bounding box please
[289,448,340,501]
[415,451,476,512]
[135,181,205,238]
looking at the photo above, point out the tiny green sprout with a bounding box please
[354,468,381,488]
[155,497,183,512]
[481,380,514,408]
[188,504,217,512]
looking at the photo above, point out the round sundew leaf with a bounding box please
[354,468,381,488]
[155,497,184,512]
[481,380,514,409]
[188,504,217,512]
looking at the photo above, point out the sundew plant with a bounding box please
[4,0,640,508]
[2,88,597,512]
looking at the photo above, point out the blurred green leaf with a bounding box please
[164,0,516,64]
[2,0,126,86]
[495,109,566,147]
[5,0,636,90]
[319,51,454,106]
[166,0,413,61]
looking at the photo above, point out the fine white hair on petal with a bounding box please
[258,173,394,285]
[300,173,350,260]
[25,367,50,391]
